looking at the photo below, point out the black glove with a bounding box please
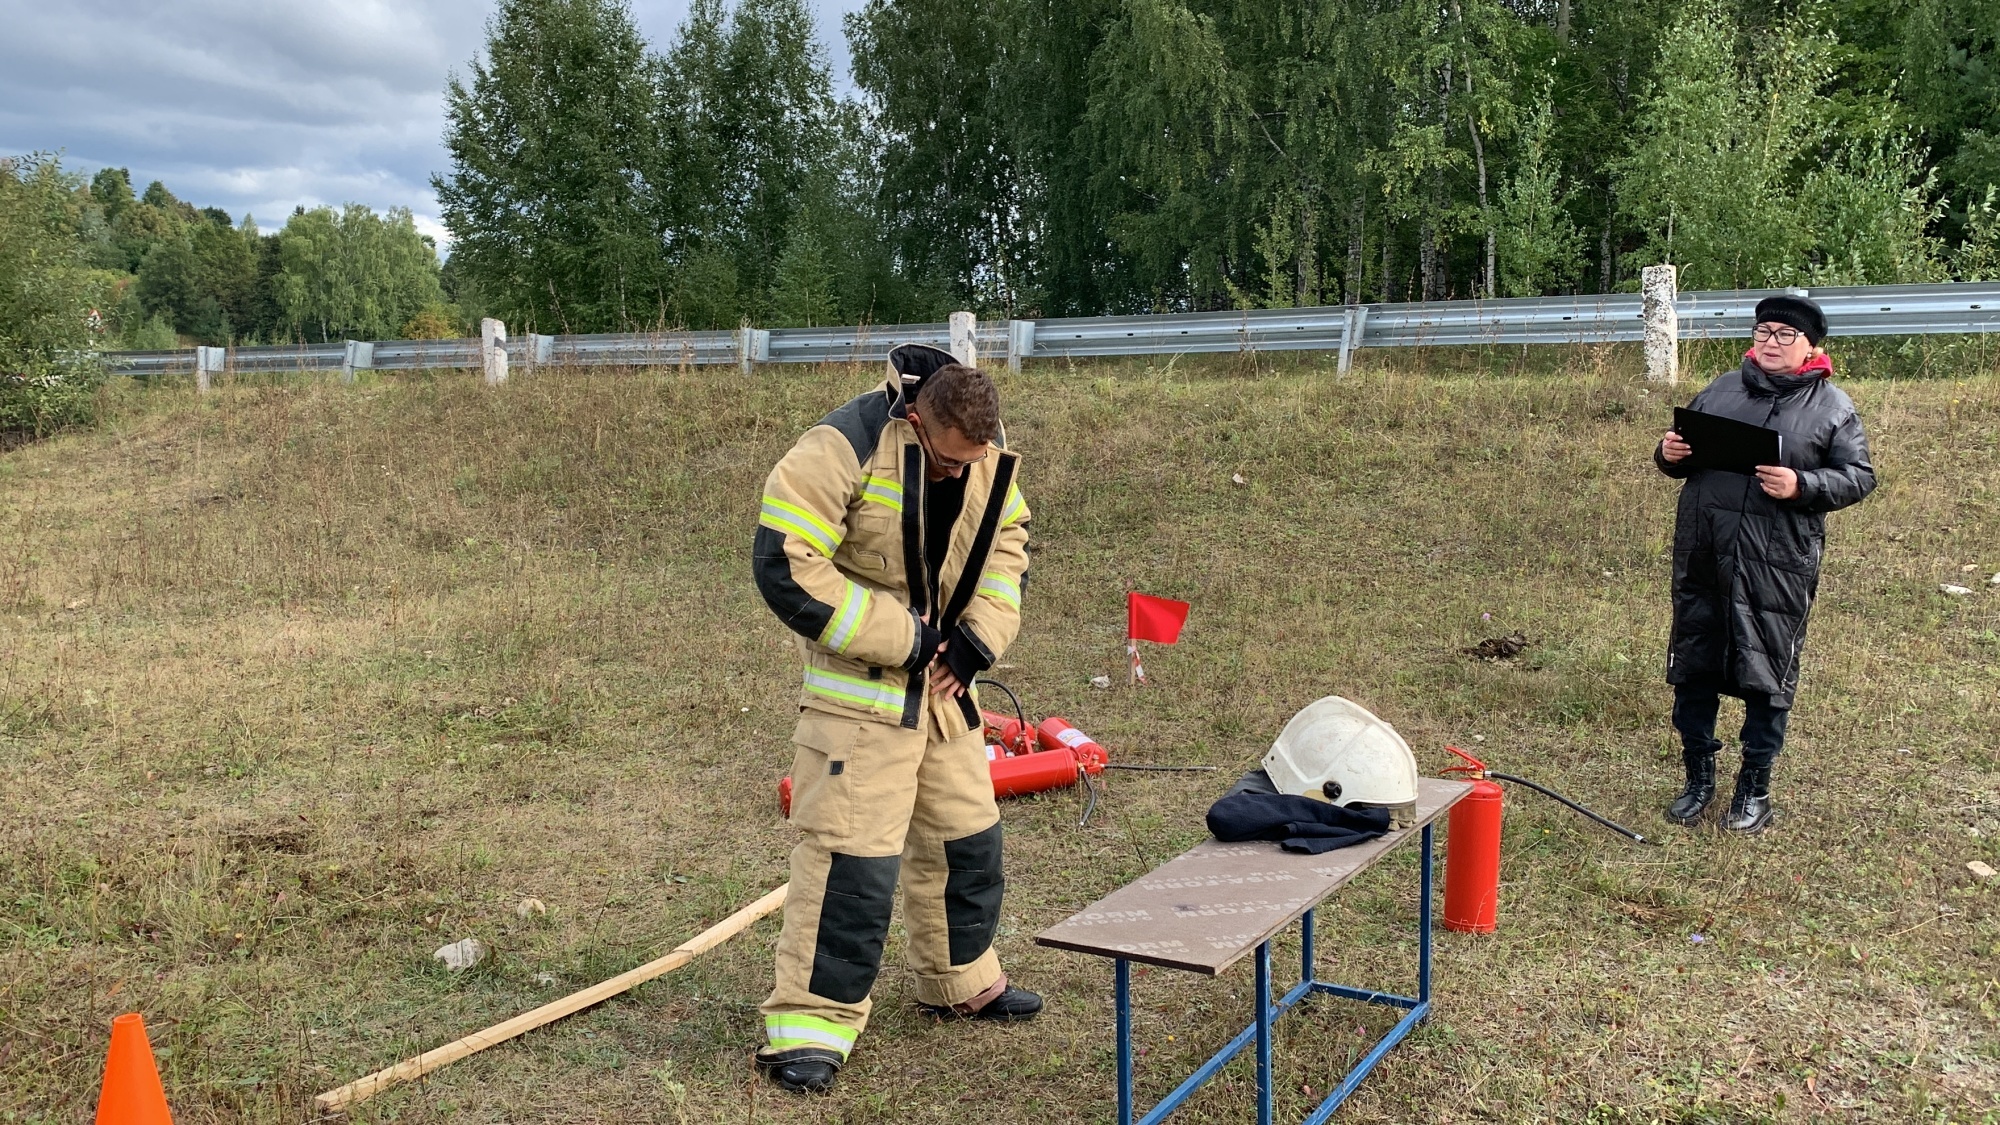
[905,613,945,672]
[939,623,994,686]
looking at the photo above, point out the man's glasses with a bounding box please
[1752,324,1803,345]
[913,415,988,472]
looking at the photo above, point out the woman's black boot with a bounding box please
[1721,763,1774,834]
[1665,751,1716,826]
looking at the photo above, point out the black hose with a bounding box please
[977,678,1030,751]
[1078,771,1100,828]
[1487,772,1663,847]
[1103,764,1219,772]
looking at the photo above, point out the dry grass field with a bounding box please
[2,344,1997,1124]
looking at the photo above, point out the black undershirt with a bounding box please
[922,471,967,595]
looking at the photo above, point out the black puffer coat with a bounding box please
[1654,360,1876,707]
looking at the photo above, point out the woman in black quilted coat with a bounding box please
[1653,295,1876,834]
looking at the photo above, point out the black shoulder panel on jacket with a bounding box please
[753,526,835,641]
[818,391,893,464]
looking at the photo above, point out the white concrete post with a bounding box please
[949,311,977,366]
[1336,305,1370,375]
[194,346,224,393]
[481,318,508,386]
[1006,320,1036,373]
[341,340,374,385]
[1642,264,1679,385]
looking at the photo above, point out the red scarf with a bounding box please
[1745,349,1834,378]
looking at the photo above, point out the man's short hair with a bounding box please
[911,364,1001,445]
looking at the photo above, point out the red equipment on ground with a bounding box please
[777,709,1109,818]
[1440,745,1504,933]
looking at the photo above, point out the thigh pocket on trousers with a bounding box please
[942,823,1004,966]
[810,852,900,1004]
[791,715,863,841]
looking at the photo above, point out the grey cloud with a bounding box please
[0,0,859,246]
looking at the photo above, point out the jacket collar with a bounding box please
[1738,354,1830,399]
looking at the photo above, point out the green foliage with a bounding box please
[768,209,838,327]
[1613,2,1939,290]
[435,0,668,333]
[275,205,445,342]
[1494,90,1584,298]
[0,155,105,436]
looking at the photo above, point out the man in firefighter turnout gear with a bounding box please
[751,345,1040,1094]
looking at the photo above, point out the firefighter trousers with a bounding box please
[759,708,1006,1061]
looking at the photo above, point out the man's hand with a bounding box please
[1755,464,1800,500]
[928,641,966,699]
[1660,429,1692,463]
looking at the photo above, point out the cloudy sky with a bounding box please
[0,0,864,248]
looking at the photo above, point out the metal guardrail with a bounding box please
[100,282,2000,377]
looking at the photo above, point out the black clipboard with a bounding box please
[1672,407,1782,475]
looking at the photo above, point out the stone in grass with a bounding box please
[1969,860,1996,880]
[516,897,547,919]
[434,937,488,971]
[1940,584,1974,597]
[1090,675,1112,689]
[1990,572,2000,586]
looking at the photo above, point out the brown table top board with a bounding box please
[1035,777,1473,975]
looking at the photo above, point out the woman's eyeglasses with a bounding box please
[1752,324,1803,345]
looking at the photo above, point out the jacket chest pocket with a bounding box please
[845,505,900,576]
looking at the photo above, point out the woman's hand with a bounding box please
[1755,465,1800,499]
[1660,429,1692,463]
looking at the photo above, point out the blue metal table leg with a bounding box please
[1117,959,1133,1125]
[1301,908,1315,986]
[1255,943,1273,1125]
[1419,824,1433,1004]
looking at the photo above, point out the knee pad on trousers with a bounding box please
[810,853,900,1004]
[943,823,1004,966]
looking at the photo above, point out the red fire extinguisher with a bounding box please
[1440,745,1504,934]
[1035,716,1109,771]
[981,709,1035,756]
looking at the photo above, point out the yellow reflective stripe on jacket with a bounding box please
[764,1013,857,1057]
[977,572,1022,610]
[861,475,904,513]
[760,496,842,555]
[803,667,904,715]
[817,582,872,654]
[1000,482,1027,526]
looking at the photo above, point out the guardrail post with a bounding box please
[1006,320,1035,373]
[481,318,508,386]
[1337,306,1370,375]
[527,333,554,367]
[194,346,225,393]
[1642,265,1678,385]
[950,311,977,366]
[737,326,770,374]
[341,340,374,385]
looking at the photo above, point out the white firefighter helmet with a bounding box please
[1261,696,1420,825]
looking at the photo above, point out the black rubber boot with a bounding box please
[1665,750,1717,826]
[918,986,1044,1023]
[755,1046,842,1094]
[1721,763,1774,835]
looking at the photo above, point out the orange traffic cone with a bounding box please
[95,1013,173,1125]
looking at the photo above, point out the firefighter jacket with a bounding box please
[754,344,1030,738]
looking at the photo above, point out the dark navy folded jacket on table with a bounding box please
[1205,792,1391,854]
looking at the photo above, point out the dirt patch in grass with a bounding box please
[3,350,1997,1123]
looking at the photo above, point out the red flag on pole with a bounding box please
[1126,592,1190,684]
[1127,592,1191,644]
